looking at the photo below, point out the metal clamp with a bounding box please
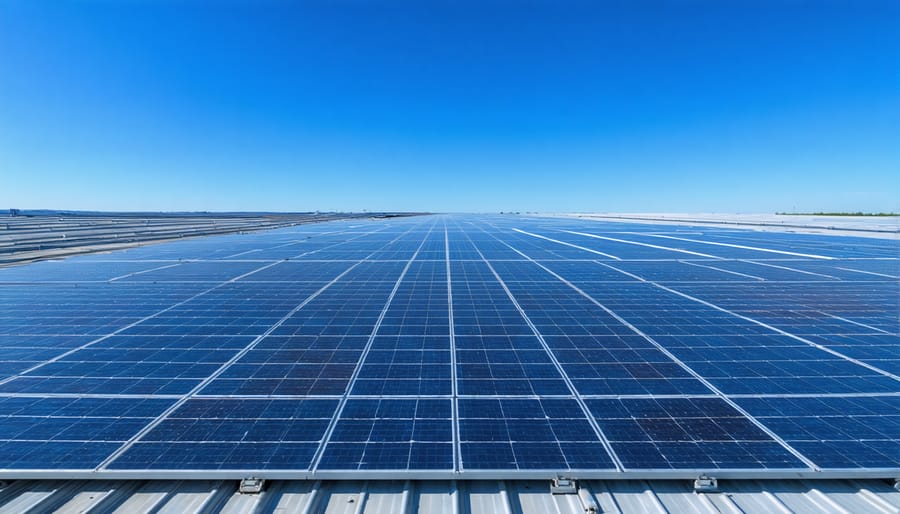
[239,477,265,494]
[550,477,577,495]
[694,475,718,493]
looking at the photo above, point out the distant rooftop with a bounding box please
[558,213,900,238]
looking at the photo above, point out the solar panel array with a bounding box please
[0,215,897,478]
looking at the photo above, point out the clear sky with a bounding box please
[1,1,897,213]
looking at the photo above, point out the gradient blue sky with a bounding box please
[1,1,898,213]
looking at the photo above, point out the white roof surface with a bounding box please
[2,478,900,514]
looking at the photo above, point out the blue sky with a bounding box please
[1,1,897,213]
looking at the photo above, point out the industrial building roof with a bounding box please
[2,477,900,514]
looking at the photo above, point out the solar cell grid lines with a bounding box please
[0,214,897,479]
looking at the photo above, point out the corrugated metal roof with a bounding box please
[2,478,899,513]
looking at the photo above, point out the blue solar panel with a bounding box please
[318,399,453,470]
[0,397,174,469]
[586,398,804,469]
[458,398,615,470]
[110,398,337,470]
[0,215,896,478]
[736,396,900,468]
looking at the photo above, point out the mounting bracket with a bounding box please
[239,477,265,494]
[694,475,718,493]
[550,477,577,495]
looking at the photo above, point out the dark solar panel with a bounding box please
[0,215,896,478]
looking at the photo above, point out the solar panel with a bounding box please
[586,397,803,470]
[110,398,337,470]
[0,215,896,478]
[458,398,615,470]
[318,398,453,471]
